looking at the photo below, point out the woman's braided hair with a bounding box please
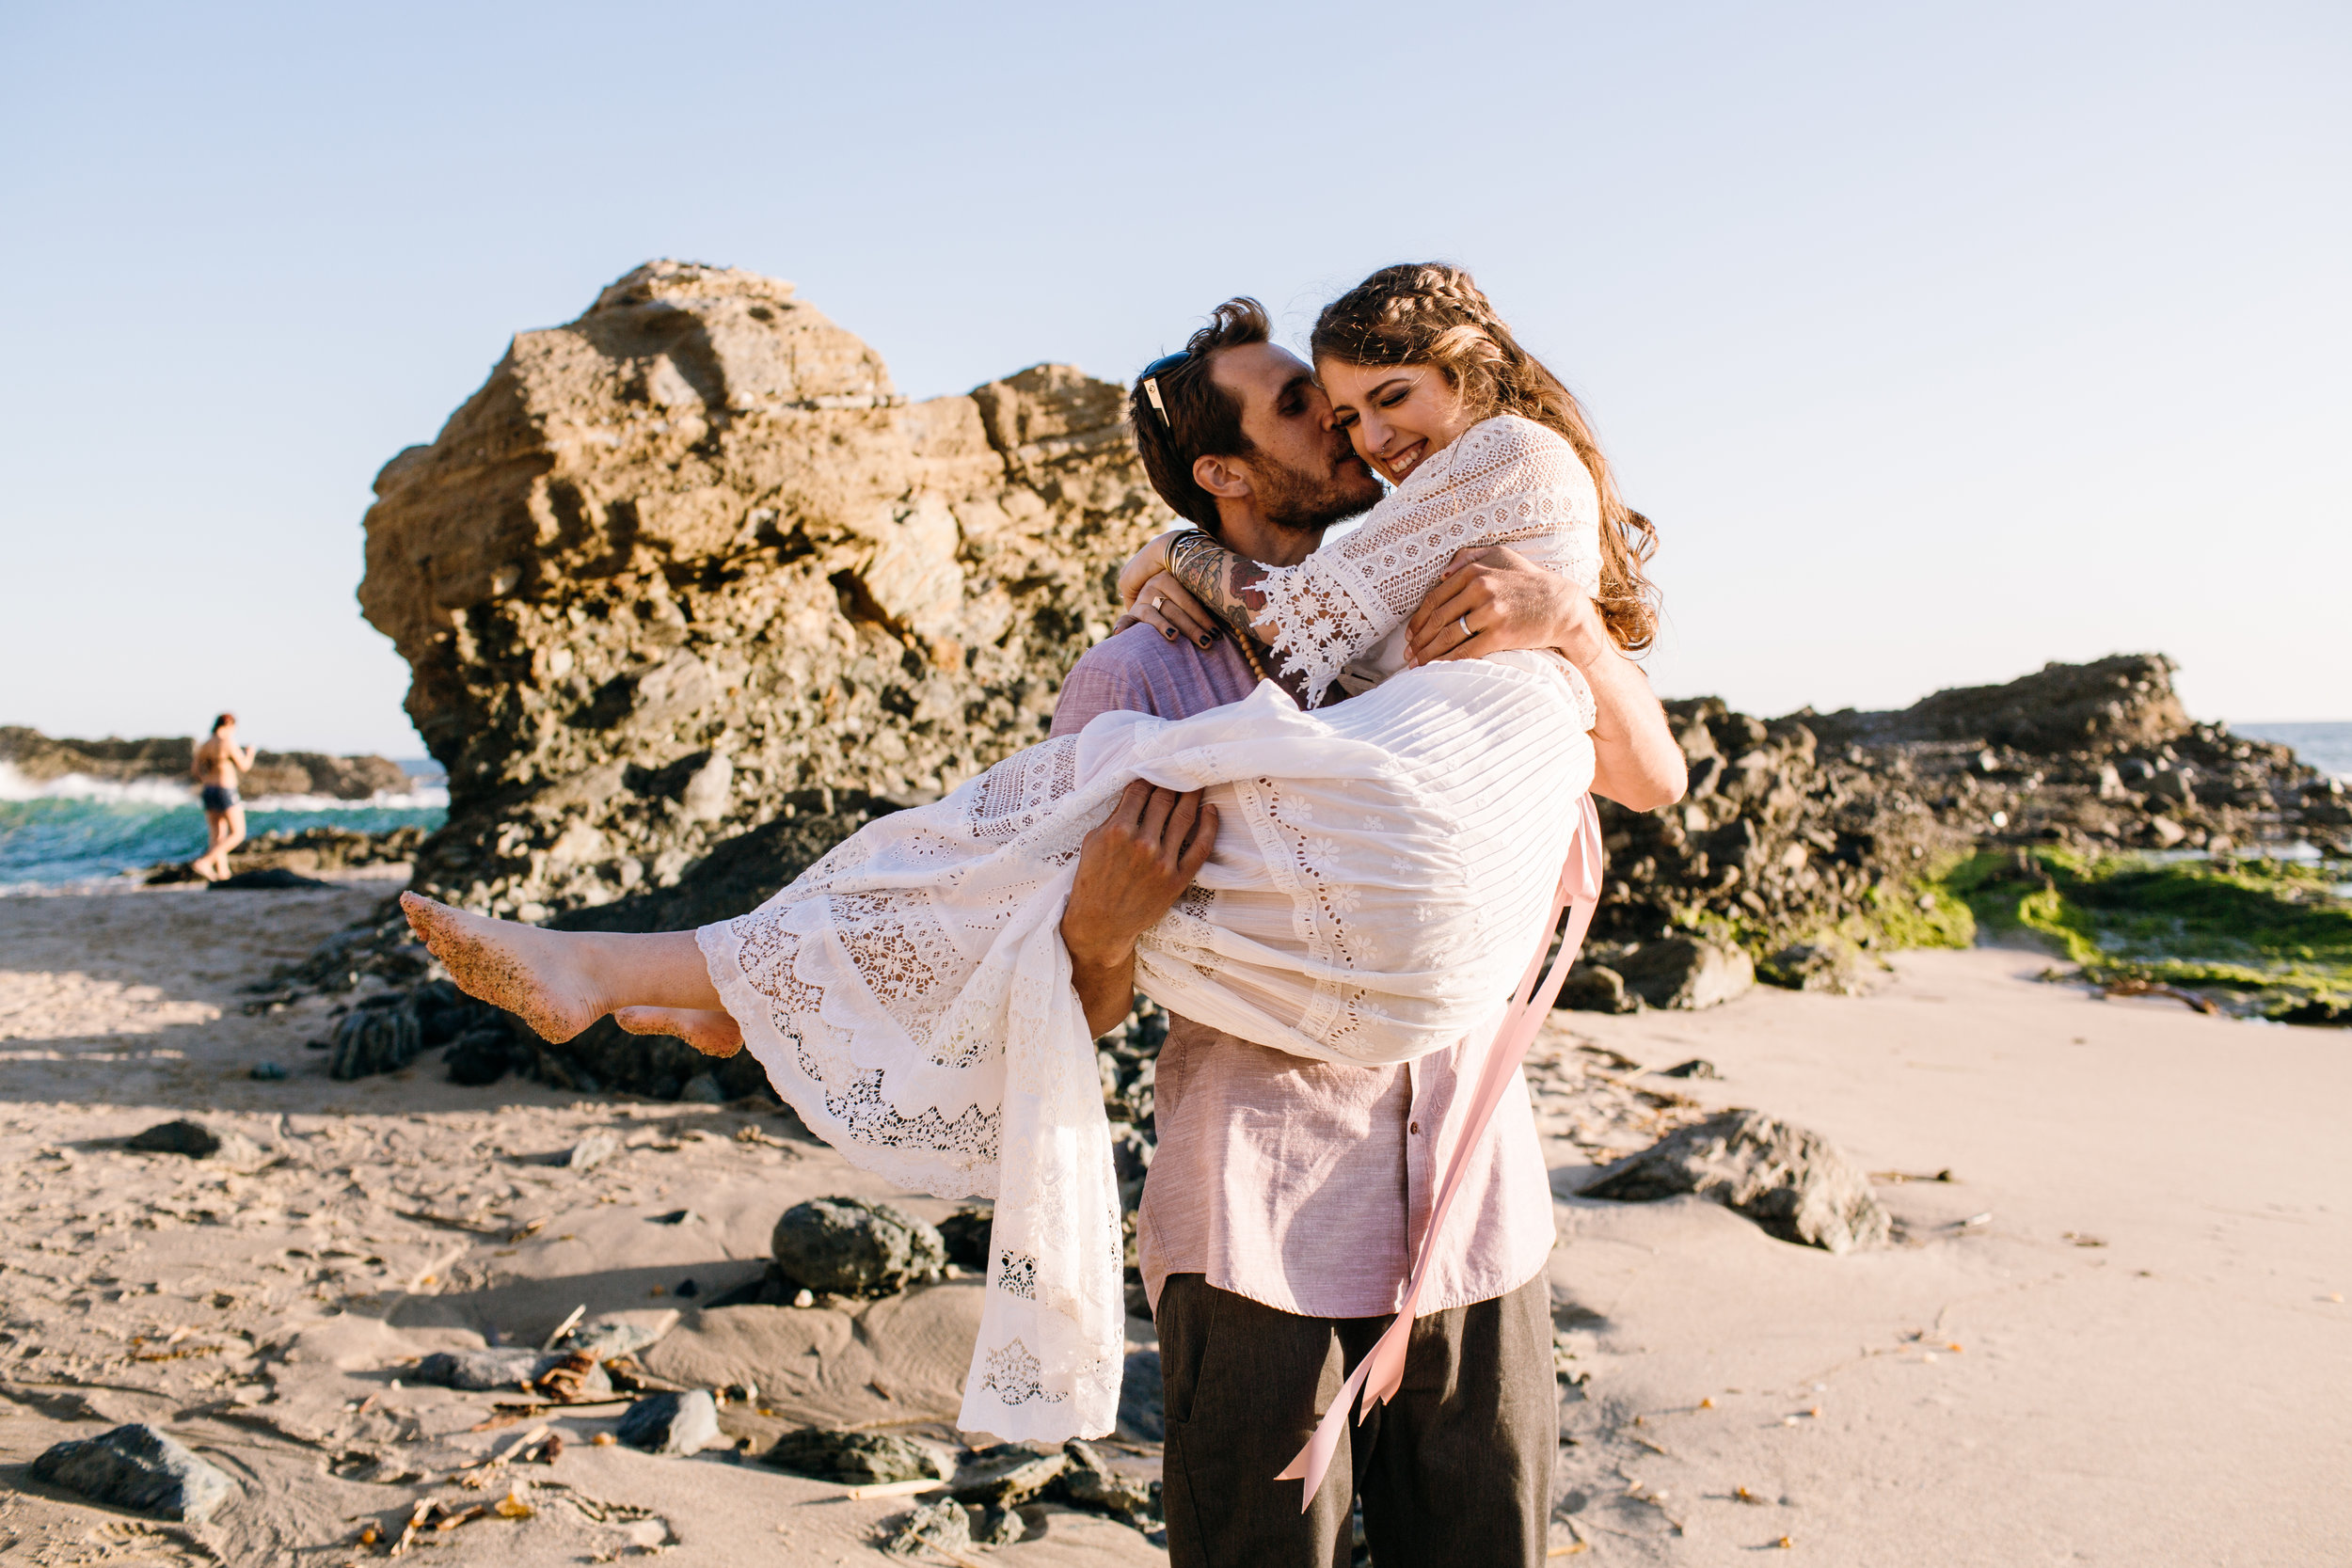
[1311,263,1661,653]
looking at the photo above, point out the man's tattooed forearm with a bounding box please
[1166,532,1270,643]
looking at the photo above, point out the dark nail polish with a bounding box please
[1199,636,1214,648]
[1164,627,1178,641]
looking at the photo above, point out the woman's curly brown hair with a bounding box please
[1311,263,1661,653]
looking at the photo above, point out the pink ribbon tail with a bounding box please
[1279,796,1607,1508]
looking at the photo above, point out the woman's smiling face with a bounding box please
[1317,359,1475,483]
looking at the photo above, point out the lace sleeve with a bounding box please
[1255,415,1601,704]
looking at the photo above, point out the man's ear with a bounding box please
[1192,452,1252,501]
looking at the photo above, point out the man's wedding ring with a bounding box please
[1457,614,1473,641]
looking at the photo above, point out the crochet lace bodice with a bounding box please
[1251,415,1603,703]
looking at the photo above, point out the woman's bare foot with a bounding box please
[615,1006,745,1058]
[399,892,607,1043]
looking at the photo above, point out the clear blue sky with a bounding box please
[3,1,2344,757]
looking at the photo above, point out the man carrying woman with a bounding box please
[1057,282,1684,1564]
[401,263,1686,1566]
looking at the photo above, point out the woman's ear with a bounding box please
[1192,451,1251,501]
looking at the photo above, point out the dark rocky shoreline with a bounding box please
[0,725,407,801]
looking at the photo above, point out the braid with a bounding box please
[1311,263,1662,654]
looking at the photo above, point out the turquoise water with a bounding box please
[4,725,2336,893]
[0,773,445,892]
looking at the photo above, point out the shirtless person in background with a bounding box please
[190,713,256,880]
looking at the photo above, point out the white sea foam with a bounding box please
[243,786,451,812]
[0,765,197,805]
[0,764,447,811]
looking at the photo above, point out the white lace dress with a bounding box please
[698,414,1603,1441]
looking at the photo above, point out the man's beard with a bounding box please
[1249,451,1377,537]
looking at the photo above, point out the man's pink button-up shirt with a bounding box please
[1052,624,1557,1321]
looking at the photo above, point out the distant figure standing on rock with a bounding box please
[190,714,256,881]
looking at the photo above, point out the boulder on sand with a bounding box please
[949,1444,1067,1508]
[1582,1109,1891,1254]
[1615,936,1755,1009]
[771,1196,946,1297]
[1759,936,1880,994]
[936,1205,993,1272]
[614,1388,720,1454]
[885,1497,972,1559]
[31,1424,236,1524]
[124,1119,220,1158]
[327,996,422,1081]
[1053,1440,1164,1528]
[764,1428,944,1484]
[1556,962,1638,1014]
[207,868,332,891]
[409,1346,612,1393]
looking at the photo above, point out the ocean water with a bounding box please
[0,766,447,893]
[4,724,2340,895]
[2234,721,2352,782]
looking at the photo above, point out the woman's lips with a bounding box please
[1381,440,1427,481]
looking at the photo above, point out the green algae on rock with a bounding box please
[1937,847,2352,1022]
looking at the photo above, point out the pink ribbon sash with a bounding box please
[1276,792,1607,1507]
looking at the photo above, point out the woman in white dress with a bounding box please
[399,263,1661,1461]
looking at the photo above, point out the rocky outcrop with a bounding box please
[0,726,406,800]
[1587,655,2340,965]
[359,260,1168,922]
[144,824,428,884]
[1804,653,2189,753]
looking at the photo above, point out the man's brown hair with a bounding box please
[212,713,235,732]
[1128,298,1272,533]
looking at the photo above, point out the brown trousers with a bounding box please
[1156,1272,1554,1568]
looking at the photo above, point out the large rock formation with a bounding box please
[321,264,2349,1090]
[1587,654,2341,960]
[0,726,406,800]
[360,260,1167,920]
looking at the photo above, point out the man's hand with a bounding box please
[1061,781,1219,1036]
[1404,546,1687,813]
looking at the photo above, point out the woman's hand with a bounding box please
[1406,546,1611,669]
[1127,572,1222,648]
[1116,531,1183,610]
[1407,546,1688,810]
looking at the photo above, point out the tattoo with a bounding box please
[1166,531,1272,646]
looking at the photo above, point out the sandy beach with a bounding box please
[1,879,2344,1566]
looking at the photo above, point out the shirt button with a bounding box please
[1409,1121,1421,1134]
